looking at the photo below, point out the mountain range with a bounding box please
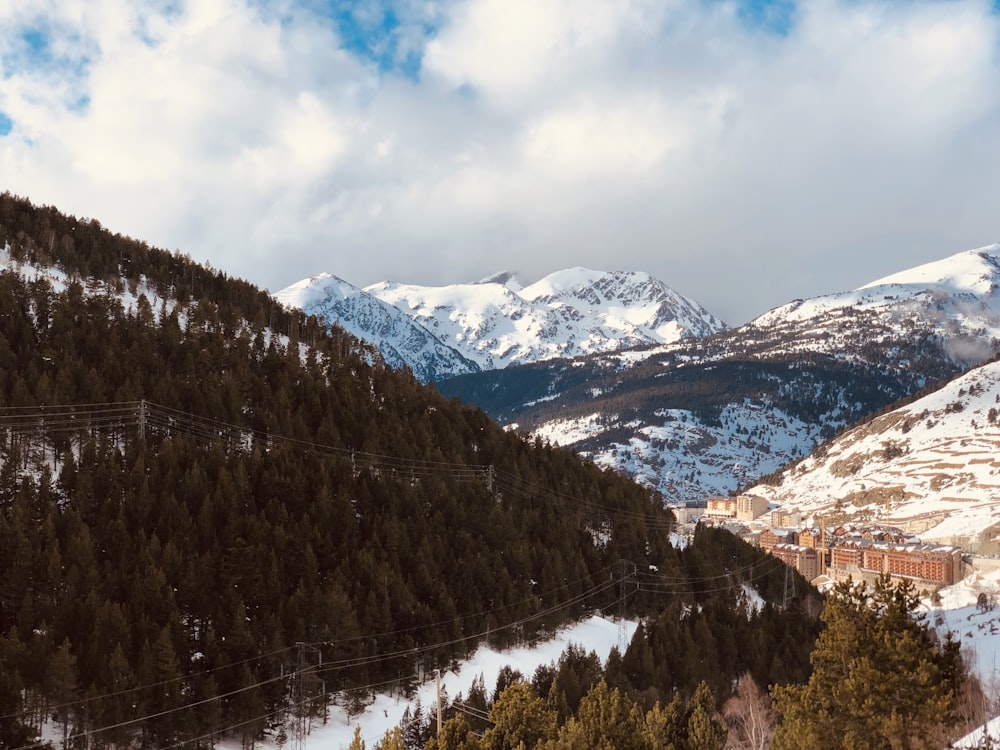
[275,267,725,380]
[280,244,1000,513]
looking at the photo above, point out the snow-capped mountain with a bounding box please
[738,244,1000,367]
[439,244,1000,505]
[278,268,726,377]
[273,272,479,382]
[747,355,1000,550]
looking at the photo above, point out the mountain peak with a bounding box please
[860,243,1000,294]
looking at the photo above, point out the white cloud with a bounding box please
[424,0,651,108]
[0,0,998,324]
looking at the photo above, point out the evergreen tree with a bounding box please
[483,681,558,750]
[562,680,645,750]
[375,726,406,750]
[643,694,686,750]
[772,575,966,749]
[348,725,366,750]
[425,715,481,750]
[685,682,725,750]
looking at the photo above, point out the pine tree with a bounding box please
[375,726,407,750]
[643,694,686,750]
[771,575,966,749]
[348,725,366,750]
[483,681,558,750]
[565,680,646,750]
[685,681,725,750]
[428,715,484,750]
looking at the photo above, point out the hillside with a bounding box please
[747,354,1000,550]
[0,193,680,748]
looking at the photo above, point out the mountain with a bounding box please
[747,354,1000,550]
[277,267,727,376]
[437,244,1000,505]
[273,272,479,382]
[742,245,1000,367]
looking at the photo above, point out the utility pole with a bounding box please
[616,559,636,651]
[435,669,443,735]
[292,643,306,750]
[138,399,147,445]
[820,517,827,576]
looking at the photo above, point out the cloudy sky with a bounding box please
[1,0,999,324]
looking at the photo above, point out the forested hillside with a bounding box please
[0,193,682,747]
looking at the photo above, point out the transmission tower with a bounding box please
[783,564,796,609]
[290,642,324,750]
[617,559,637,651]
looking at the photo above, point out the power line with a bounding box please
[0,400,679,745]
[8,578,625,750]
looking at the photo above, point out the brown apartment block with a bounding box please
[798,528,821,549]
[826,538,962,588]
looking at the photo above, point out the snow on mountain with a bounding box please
[276,267,725,378]
[747,356,1000,549]
[534,402,822,504]
[744,243,1000,367]
[365,268,726,372]
[498,244,1000,507]
[273,272,479,382]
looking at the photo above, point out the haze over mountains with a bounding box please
[280,244,1000,519]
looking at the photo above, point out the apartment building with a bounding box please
[826,537,963,588]
[772,543,821,581]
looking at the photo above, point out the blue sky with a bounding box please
[1,0,1000,324]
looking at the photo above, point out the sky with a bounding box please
[1,1,999,325]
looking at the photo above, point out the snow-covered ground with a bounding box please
[930,566,1000,690]
[291,563,1000,750]
[216,615,637,750]
[204,561,1000,750]
[539,402,821,504]
[934,565,1000,747]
